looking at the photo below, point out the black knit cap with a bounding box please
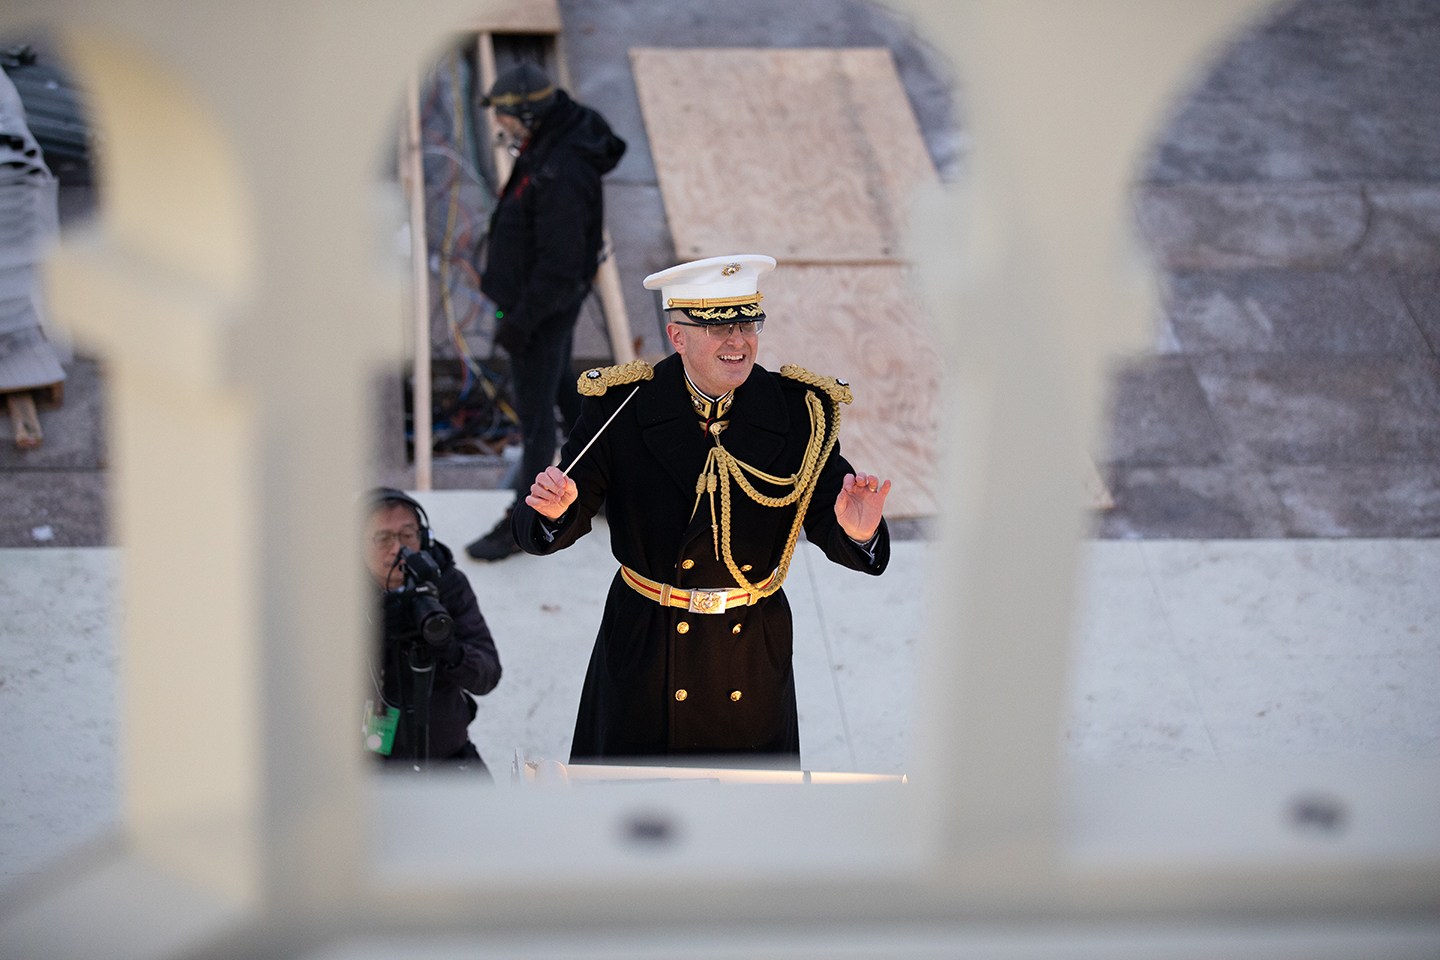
[480,63,557,121]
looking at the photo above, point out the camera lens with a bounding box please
[420,609,454,645]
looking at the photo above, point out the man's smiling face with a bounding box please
[668,320,759,397]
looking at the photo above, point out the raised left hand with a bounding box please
[835,471,891,541]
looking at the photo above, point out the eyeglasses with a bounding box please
[370,527,421,549]
[673,319,764,338]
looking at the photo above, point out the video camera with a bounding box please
[383,546,455,647]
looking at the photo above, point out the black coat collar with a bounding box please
[640,354,790,499]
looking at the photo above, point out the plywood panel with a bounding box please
[463,0,562,34]
[631,48,937,262]
[757,264,940,519]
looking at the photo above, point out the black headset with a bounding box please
[369,487,434,553]
[483,62,553,131]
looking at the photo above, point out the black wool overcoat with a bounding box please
[514,353,889,765]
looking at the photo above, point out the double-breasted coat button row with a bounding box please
[673,689,742,702]
[675,620,742,634]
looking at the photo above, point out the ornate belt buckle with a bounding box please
[687,588,728,614]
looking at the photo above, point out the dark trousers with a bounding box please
[508,297,585,499]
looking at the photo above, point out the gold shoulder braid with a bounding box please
[779,364,853,406]
[690,368,850,600]
[577,359,654,397]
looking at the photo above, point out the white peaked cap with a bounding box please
[643,254,776,310]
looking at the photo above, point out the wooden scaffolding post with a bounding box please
[592,228,635,361]
[403,71,433,490]
[476,32,514,186]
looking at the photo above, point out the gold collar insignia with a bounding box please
[683,375,734,423]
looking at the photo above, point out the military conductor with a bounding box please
[514,254,891,766]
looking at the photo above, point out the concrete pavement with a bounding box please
[6,489,1439,896]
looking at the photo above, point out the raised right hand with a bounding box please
[525,465,578,519]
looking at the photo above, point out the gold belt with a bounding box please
[620,565,778,615]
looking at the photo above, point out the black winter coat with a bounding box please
[514,354,889,765]
[375,539,502,766]
[481,91,626,341]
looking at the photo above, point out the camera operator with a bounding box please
[363,488,502,774]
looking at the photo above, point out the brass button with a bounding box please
[729,690,742,702]
[676,621,690,635]
[675,689,688,702]
[681,559,695,570]
[741,564,753,572]
[731,623,742,635]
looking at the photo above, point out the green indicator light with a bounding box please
[495,310,505,319]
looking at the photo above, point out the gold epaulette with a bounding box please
[780,364,853,406]
[577,359,654,397]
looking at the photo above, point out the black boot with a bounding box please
[465,502,520,561]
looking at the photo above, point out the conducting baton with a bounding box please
[560,384,642,477]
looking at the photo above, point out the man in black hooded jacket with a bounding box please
[467,62,627,561]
